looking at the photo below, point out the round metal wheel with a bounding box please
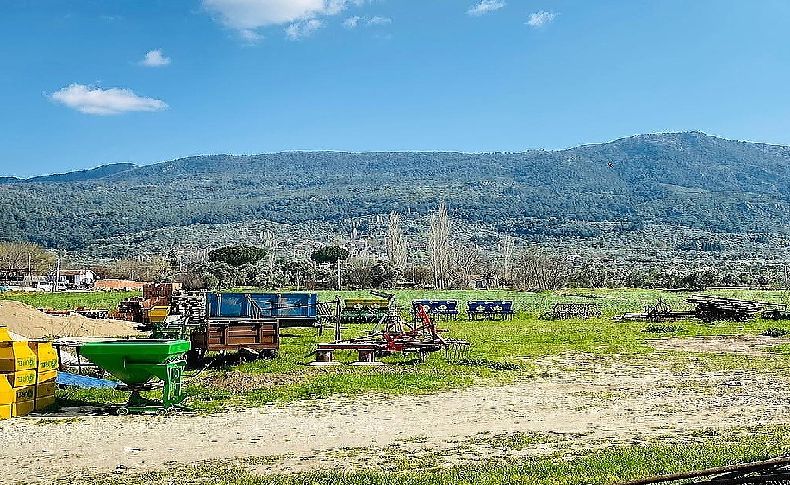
[117,407,130,416]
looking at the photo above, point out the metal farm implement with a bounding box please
[66,338,191,415]
[314,291,470,365]
[615,295,770,323]
[620,456,790,485]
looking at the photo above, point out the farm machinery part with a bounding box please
[411,299,460,321]
[761,303,790,321]
[73,339,190,415]
[615,295,770,323]
[541,302,602,320]
[314,291,470,364]
[339,297,390,324]
[619,455,790,485]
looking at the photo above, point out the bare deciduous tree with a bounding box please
[0,242,55,274]
[427,202,451,289]
[513,249,570,290]
[386,211,408,276]
[498,235,515,285]
[260,230,280,287]
[453,244,481,289]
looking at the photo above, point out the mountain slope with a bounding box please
[0,163,137,185]
[1,132,789,252]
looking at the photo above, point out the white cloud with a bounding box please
[366,16,391,26]
[203,0,364,39]
[343,15,360,28]
[240,29,264,43]
[49,84,168,115]
[467,0,505,16]
[344,15,391,29]
[285,19,324,40]
[140,49,171,67]
[526,10,556,27]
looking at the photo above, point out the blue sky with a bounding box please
[1,0,789,177]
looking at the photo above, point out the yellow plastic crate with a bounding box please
[35,381,56,399]
[35,395,55,411]
[3,369,37,388]
[0,341,37,372]
[0,375,12,404]
[12,385,35,403]
[0,404,10,420]
[147,306,170,324]
[37,369,57,384]
[0,326,10,342]
[28,341,58,373]
[12,400,34,417]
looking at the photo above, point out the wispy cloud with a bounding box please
[239,29,264,43]
[343,15,361,28]
[526,10,556,27]
[49,84,168,115]
[140,49,171,67]
[203,0,364,40]
[467,0,505,16]
[343,15,391,29]
[285,19,324,40]
[366,16,391,26]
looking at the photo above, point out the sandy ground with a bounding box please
[648,335,781,355]
[2,347,790,483]
[0,300,139,339]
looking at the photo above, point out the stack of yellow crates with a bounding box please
[0,323,58,420]
[29,340,58,411]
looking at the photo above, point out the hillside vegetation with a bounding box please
[2,132,790,257]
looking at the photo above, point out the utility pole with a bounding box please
[336,259,341,290]
[53,254,61,293]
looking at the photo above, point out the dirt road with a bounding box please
[2,353,789,483]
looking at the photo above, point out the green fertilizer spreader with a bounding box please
[78,339,190,415]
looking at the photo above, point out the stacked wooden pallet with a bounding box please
[116,297,145,323]
[142,282,182,300]
[687,295,765,322]
[170,291,206,323]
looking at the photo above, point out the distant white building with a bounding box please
[56,269,96,289]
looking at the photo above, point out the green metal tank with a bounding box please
[79,339,190,414]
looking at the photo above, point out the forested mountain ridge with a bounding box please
[0,162,137,185]
[2,131,790,253]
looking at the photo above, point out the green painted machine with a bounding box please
[78,339,190,415]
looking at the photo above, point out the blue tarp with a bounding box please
[57,371,118,389]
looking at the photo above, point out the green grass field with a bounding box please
[13,287,788,411]
[0,290,139,310]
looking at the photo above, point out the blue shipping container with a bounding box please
[207,292,318,319]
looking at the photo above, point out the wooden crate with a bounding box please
[191,319,279,352]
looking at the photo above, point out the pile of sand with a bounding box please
[0,300,141,339]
